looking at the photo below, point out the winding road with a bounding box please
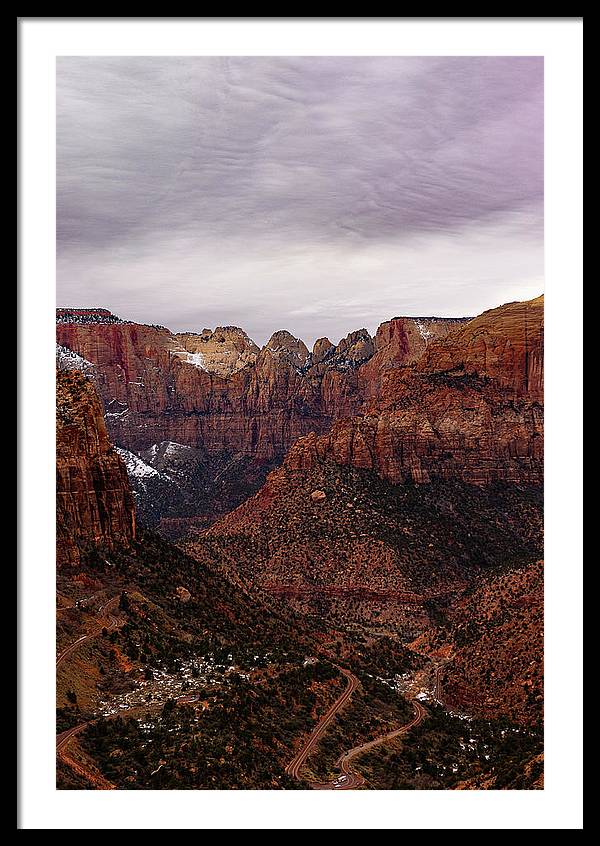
[326,700,427,790]
[285,667,359,781]
[56,721,90,754]
[56,596,121,669]
[56,693,202,788]
[57,613,433,791]
[285,665,428,790]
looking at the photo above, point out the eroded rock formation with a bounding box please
[284,297,544,485]
[56,309,470,464]
[56,298,542,532]
[56,369,136,567]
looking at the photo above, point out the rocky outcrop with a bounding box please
[264,330,309,368]
[285,395,542,486]
[189,295,544,634]
[312,337,335,365]
[175,586,192,603]
[56,299,541,531]
[176,326,259,377]
[418,296,544,402]
[56,369,135,567]
[359,316,472,405]
[56,312,471,467]
[285,297,544,485]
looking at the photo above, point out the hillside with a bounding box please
[56,307,471,534]
[56,295,545,791]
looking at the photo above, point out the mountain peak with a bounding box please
[265,331,309,367]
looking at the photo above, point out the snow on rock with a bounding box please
[56,344,95,376]
[163,441,193,458]
[183,351,206,370]
[114,447,161,479]
[415,320,433,341]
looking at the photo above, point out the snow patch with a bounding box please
[415,320,432,341]
[56,345,95,375]
[115,447,161,479]
[183,351,206,370]
[163,441,193,458]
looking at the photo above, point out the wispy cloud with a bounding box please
[57,57,543,346]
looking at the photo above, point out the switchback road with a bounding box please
[285,667,359,781]
[56,596,121,669]
[323,700,427,790]
[285,665,427,790]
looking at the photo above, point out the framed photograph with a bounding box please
[18,17,583,830]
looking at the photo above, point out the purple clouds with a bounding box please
[57,57,543,345]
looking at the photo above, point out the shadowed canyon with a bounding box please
[56,296,544,790]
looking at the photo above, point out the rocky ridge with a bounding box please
[284,297,544,485]
[56,297,542,535]
[56,369,136,567]
[56,310,470,461]
[56,309,472,529]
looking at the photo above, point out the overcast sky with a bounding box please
[57,57,543,347]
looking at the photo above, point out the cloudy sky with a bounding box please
[57,57,543,346]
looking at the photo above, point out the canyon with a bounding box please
[56,297,542,534]
[56,309,472,463]
[55,295,544,789]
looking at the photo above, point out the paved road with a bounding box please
[326,700,427,790]
[56,692,202,787]
[285,662,427,790]
[56,721,89,753]
[285,667,359,781]
[56,589,106,614]
[56,596,120,669]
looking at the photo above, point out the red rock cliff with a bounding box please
[56,369,136,567]
[56,313,468,463]
[285,296,544,485]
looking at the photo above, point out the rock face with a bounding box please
[285,297,544,486]
[419,296,544,402]
[359,316,471,404]
[56,298,542,530]
[187,296,544,690]
[56,310,469,464]
[176,326,260,377]
[190,294,543,626]
[56,369,136,567]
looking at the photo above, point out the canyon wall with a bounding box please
[56,310,470,462]
[56,297,542,536]
[56,368,136,567]
[198,296,544,632]
[285,296,544,485]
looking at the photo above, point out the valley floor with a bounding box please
[56,536,543,791]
